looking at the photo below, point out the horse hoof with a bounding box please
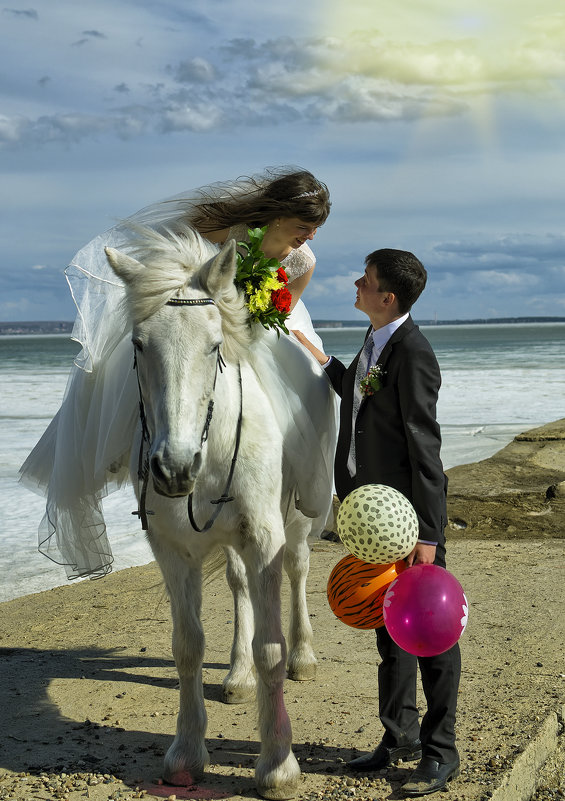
[257,782,298,800]
[222,684,255,704]
[163,741,208,786]
[287,663,316,681]
[163,767,204,786]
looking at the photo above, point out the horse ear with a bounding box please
[203,239,237,294]
[105,246,144,285]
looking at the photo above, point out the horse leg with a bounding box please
[222,545,256,704]
[153,548,209,785]
[283,511,317,681]
[243,538,300,800]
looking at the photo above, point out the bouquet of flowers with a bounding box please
[235,227,291,335]
[360,364,386,397]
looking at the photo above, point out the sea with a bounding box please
[1,322,564,604]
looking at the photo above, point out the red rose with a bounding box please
[276,267,288,284]
[271,287,292,314]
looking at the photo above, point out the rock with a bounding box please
[446,418,565,539]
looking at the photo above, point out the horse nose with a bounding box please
[151,450,202,497]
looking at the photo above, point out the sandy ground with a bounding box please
[0,536,564,801]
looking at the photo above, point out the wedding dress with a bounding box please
[19,192,337,580]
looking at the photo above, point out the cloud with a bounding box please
[2,7,37,19]
[122,0,218,31]
[433,234,565,270]
[223,26,565,94]
[408,232,565,319]
[311,271,361,300]
[171,57,218,84]
[0,262,64,294]
[0,114,27,144]
[2,10,564,150]
[72,29,107,46]
[471,270,533,290]
[160,100,224,133]
[300,228,565,321]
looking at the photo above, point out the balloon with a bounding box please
[337,484,419,564]
[327,554,407,629]
[383,564,468,656]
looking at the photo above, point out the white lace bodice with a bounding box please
[227,224,315,282]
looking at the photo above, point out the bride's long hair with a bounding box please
[189,167,331,232]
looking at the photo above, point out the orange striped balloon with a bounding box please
[327,554,407,629]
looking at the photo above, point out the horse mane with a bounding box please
[120,223,253,361]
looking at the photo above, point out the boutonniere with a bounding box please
[360,364,386,397]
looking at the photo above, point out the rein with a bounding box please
[132,296,243,532]
[187,364,242,532]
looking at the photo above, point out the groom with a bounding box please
[294,248,461,796]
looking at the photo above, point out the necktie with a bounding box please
[347,333,374,477]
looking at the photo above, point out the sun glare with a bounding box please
[320,1,564,150]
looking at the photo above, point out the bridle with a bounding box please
[132,296,243,533]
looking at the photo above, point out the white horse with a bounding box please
[105,226,320,800]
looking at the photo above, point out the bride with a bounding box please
[19,167,338,580]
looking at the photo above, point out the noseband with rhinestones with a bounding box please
[132,296,242,533]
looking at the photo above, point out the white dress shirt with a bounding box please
[367,312,409,367]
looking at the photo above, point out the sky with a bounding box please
[1,0,564,323]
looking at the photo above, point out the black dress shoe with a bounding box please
[402,756,460,796]
[347,739,422,771]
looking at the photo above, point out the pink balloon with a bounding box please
[383,564,468,657]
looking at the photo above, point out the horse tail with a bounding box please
[202,546,226,585]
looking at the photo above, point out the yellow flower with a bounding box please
[263,275,282,292]
[257,286,271,311]
[247,287,270,313]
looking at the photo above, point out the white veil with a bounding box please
[19,182,337,580]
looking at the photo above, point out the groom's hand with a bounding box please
[291,329,330,366]
[405,542,437,567]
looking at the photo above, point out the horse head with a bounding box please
[105,227,241,498]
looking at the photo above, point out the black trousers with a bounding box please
[375,543,461,764]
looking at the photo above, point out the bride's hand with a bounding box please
[291,330,330,366]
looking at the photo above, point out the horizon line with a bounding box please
[1,315,565,335]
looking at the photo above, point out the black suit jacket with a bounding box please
[325,315,447,545]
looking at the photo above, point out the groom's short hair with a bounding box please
[365,249,427,314]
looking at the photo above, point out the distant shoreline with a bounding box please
[313,316,565,328]
[2,316,565,336]
[0,321,74,336]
